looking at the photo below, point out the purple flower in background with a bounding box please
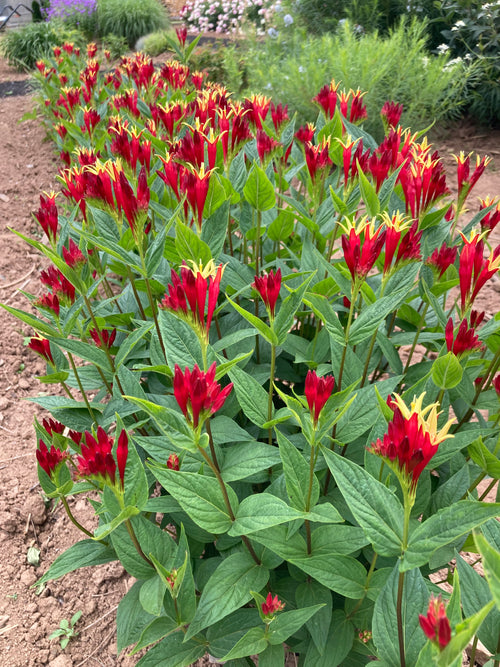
[44,0,97,21]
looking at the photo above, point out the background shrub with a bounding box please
[43,0,98,38]
[0,21,84,70]
[225,18,474,136]
[97,0,169,48]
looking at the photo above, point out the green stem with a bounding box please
[60,495,93,538]
[267,343,276,446]
[403,302,430,374]
[67,352,97,422]
[337,282,359,391]
[396,487,413,667]
[305,440,317,555]
[126,266,147,320]
[125,518,153,567]
[479,478,497,501]
[469,635,478,667]
[347,552,378,620]
[360,330,378,387]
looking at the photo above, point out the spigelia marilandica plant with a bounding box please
[3,37,500,666]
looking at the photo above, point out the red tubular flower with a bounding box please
[304,139,332,184]
[256,129,280,163]
[191,70,207,90]
[42,418,65,437]
[261,592,285,618]
[86,42,97,58]
[180,164,211,232]
[115,167,150,240]
[176,26,188,47]
[62,239,86,269]
[89,327,117,349]
[252,269,282,318]
[458,232,500,313]
[419,595,452,650]
[28,336,54,364]
[398,149,449,219]
[242,94,270,130]
[313,80,339,119]
[295,123,315,145]
[426,242,457,278]
[342,219,386,281]
[381,101,403,130]
[305,370,335,426]
[167,453,180,470]
[77,426,124,488]
[40,265,75,303]
[369,393,453,491]
[36,439,67,478]
[160,261,224,340]
[339,89,368,124]
[173,363,233,429]
[270,102,289,132]
[445,318,482,357]
[456,152,491,202]
[395,220,422,265]
[37,293,60,316]
[478,196,500,235]
[82,107,101,137]
[34,192,59,243]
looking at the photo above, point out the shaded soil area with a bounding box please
[0,53,498,666]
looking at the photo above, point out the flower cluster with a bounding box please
[180,0,273,34]
[173,363,233,429]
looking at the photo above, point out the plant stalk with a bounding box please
[60,495,93,538]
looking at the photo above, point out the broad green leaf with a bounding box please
[267,604,325,645]
[468,438,500,479]
[93,505,140,540]
[174,220,212,266]
[117,581,156,652]
[201,200,230,259]
[226,295,277,344]
[206,609,261,659]
[311,524,369,556]
[47,336,110,370]
[185,551,269,640]
[273,274,314,345]
[260,643,284,667]
[304,609,354,666]
[289,553,367,599]
[139,574,167,616]
[322,448,404,556]
[135,631,205,667]
[219,627,267,661]
[349,290,412,345]
[115,322,154,369]
[127,398,196,450]
[158,309,203,369]
[228,364,270,428]
[148,464,238,534]
[276,429,318,511]
[402,501,500,571]
[220,442,281,482]
[431,352,463,390]
[304,292,345,345]
[1,303,59,338]
[456,554,500,653]
[372,564,428,667]
[132,616,178,654]
[243,163,276,211]
[475,532,500,610]
[36,540,116,586]
[268,210,294,241]
[296,580,332,655]
[228,494,304,536]
[358,165,380,217]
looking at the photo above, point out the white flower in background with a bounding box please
[436,43,450,53]
[283,13,293,25]
[274,1,283,12]
[451,19,466,31]
[268,27,279,37]
[298,65,305,72]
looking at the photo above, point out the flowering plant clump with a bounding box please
[4,41,500,666]
[180,0,273,34]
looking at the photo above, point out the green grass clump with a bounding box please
[98,0,169,48]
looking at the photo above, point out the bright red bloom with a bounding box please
[77,426,127,488]
[469,310,485,329]
[395,220,422,265]
[176,25,188,46]
[40,265,75,303]
[114,166,150,240]
[191,70,207,90]
[304,139,332,184]
[369,393,453,490]
[256,129,281,163]
[62,239,86,269]
[381,101,403,130]
[167,453,180,470]
[295,123,315,145]
[342,219,386,280]
[28,337,54,364]
[89,328,117,349]
[173,363,233,429]
[456,152,491,201]
[398,148,449,219]
[419,595,451,650]
[36,439,67,478]
[313,80,339,119]
[252,269,282,318]
[82,107,101,137]
[426,242,457,278]
[160,261,224,340]
[242,94,270,130]
[445,317,482,357]
[34,192,59,243]
[37,293,60,316]
[270,102,289,132]
[478,196,500,235]
[339,89,368,124]
[86,42,97,58]
[305,370,335,426]
[458,232,500,314]
[493,374,500,396]
[261,592,285,618]
[42,418,65,437]
[180,164,211,232]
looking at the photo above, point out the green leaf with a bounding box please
[431,352,463,390]
[226,295,277,344]
[185,551,269,640]
[276,429,318,511]
[228,494,304,536]
[174,220,212,266]
[358,164,380,217]
[243,163,276,211]
[273,274,314,345]
[115,322,154,370]
[132,616,178,654]
[468,439,500,479]
[402,501,500,571]
[322,448,404,556]
[437,600,495,667]
[135,631,205,667]
[373,564,428,667]
[221,442,281,482]
[475,532,500,610]
[228,364,271,428]
[303,609,354,666]
[127,398,195,450]
[268,210,294,241]
[219,626,267,661]
[47,336,110,370]
[93,505,140,540]
[304,292,345,345]
[456,554,500,653]
[158,309,203,369]
[267,604,325,645]
[0,303,59,338]
[349,289,413,345]
[289,553,367,599]
[201,200,229,259]
[148,464,238,534]
[36,540,116,587]
[296,580,332,655]
[139,574,167,616]
[259,643,284,667]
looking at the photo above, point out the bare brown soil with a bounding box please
[0,53,498,666]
